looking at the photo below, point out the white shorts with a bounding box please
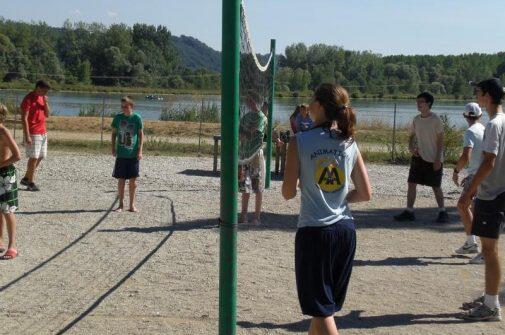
[26,134,48,159]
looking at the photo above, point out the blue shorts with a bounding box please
[113,157,139,180]
[295,219,356,317]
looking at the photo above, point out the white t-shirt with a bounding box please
[463,122,485,175]
[411,113,444,163]
[477,112,505,200]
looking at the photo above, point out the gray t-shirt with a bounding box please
[463,122,485,175]
[477,113,505,200]
[410,113,444,163]
[296,127,358,228]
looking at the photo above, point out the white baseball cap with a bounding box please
[463,102,482,117]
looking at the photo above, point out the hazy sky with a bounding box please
[1,0,503,55]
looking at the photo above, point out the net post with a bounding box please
[265,39,276,189]
[219,0,240,334]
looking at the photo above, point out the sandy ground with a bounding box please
[0,153,504,335]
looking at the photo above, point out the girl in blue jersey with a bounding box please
[282,83,371,335]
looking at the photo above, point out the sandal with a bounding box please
[0,248,18,260]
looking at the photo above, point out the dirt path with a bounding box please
[0,154,503,334]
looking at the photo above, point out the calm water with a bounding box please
[0,89,487,128]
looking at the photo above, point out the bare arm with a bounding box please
[452,147,471,185]
[21,107,31,144]
[433,132,444,168]
[346,151,372,203]
[465,152,495,196]
[282,137,299,200]
[43,96,51,118]
[408,133,418,156]
[137,128,144,160]
[0,126,21,168]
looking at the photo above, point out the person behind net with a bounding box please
[238,94,268,225]
[452,102,485,264]
[393,92,449,223]
[459,78,505,322]
[290,104,313,134]
[111,96,144,213]
[282,83,371,335]
[20,80,51,192]
[0,103,22,260]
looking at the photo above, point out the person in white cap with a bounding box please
[452,102,485,264]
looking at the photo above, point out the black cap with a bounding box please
[470,78,505,103]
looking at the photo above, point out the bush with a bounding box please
[160,102,220,123]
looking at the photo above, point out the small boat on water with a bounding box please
[145,94,164,101]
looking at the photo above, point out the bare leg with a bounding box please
[114,179,126,212]
[240,193,250,223]
[432,186,445,209]
[457,201,473,236]
[24,158,38,183]
[481,237,501,295]
[252,191,263,224]
[128,178,138,212]
[0,214,4,249]
[308,317,339,335]
[407,182,417,208]
[4,213,16,250]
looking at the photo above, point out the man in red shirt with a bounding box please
[20,80,51,191]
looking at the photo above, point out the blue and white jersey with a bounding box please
[296,127,359,228]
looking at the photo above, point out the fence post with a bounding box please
[392,103,397,162]
[198,97,204,156]
[13,95,19,140]
[101,97,105,145]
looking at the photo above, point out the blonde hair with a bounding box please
[0,103,8,124]
[121,96,135,107]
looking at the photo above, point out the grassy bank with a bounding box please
[5,116,463,165]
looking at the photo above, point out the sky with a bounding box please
[0,0,503,56]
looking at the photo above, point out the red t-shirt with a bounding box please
[21,92,47,135]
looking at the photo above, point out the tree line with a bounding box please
[1,18,505,97]
[0,19,219,90]
[277,43,505,98]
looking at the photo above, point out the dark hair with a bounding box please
[290,105,301,120]
[476,78,504,105]
[314,83,356,139]
[35,80,51,90]
[416,92,434,108]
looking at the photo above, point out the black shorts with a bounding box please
[295,219,356,317]
[472,191,505,239]
[407,156,443,187]
[113,157,140,179]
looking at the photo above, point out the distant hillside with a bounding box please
[172,35,221,72]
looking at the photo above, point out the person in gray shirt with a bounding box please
[459,78,505,322]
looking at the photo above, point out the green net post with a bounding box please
[219,0,240,334]
[265,39,276,189]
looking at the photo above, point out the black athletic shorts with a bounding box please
[295,219,356,317]
[113,157,140,179]
[407,156,443,188]
[472,191,505,239]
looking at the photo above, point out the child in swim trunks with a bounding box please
[0,103,22,260]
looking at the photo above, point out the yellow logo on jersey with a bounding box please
[314,160,345,192]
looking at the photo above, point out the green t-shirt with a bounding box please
[239,111,267,162]
[112,113,143,158]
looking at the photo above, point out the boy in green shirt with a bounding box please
[111,96,144,212]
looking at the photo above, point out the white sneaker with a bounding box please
[462,304,502,321]
[455,242,479,255]
[469,253,485,264]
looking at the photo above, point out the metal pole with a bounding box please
[392,103,397,162]
[198,97,203,156]
[265,39,276,189]
[219,0,240,334]
[101,97,106,145]
[13,95,19,140]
